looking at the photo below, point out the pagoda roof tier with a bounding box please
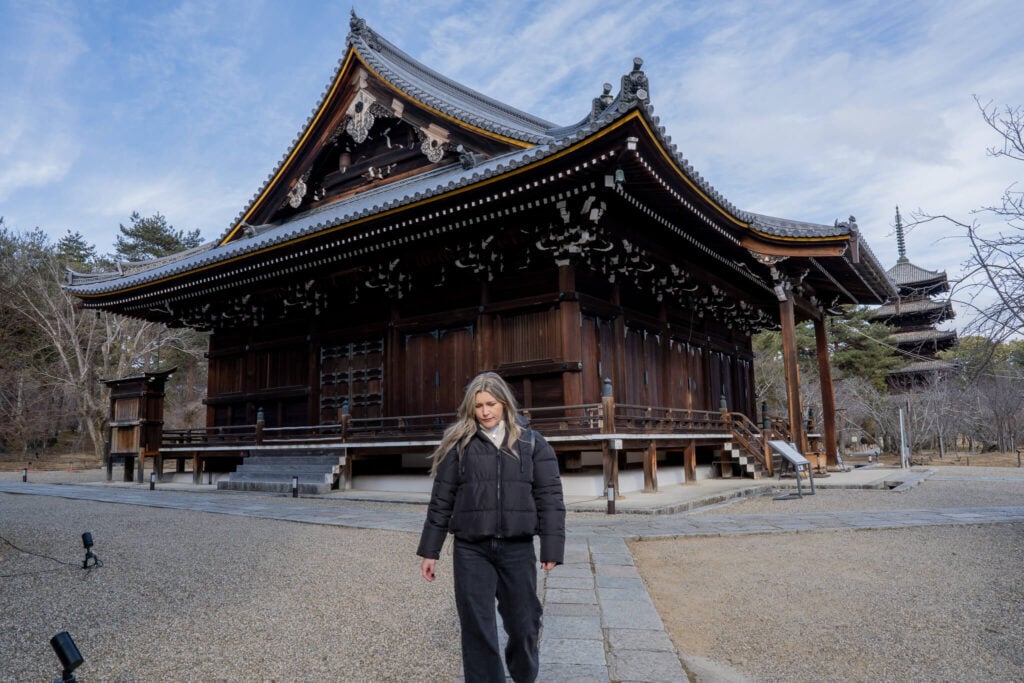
[888,358,958,376]
[64,13,895,328]
[890,328,957,344]
[872,297,955,323]
[887,257,949,295]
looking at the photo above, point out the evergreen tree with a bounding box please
[113,211,202,261]
[827,306,902,391]
[56,229,98,271]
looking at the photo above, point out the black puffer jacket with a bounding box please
[416,428,566,564]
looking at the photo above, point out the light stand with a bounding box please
[50,631,84,683]
[81,532,99,569]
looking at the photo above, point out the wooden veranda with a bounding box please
[157,379,821,493]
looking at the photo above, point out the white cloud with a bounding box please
[0,1,86,199]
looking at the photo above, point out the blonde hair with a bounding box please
[430,372,523,474]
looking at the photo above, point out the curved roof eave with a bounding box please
[65,111,637,299]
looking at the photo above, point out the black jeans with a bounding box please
[452,537,542,683]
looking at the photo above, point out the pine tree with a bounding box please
[113,211,202,261]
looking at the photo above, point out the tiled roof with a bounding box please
[887,257,947,287]
[348,14,557,144]
[872,297,953,318]
[748,214,847,238]
[64,13,893,304]
[889,359,958,375]
[890,328,957,345]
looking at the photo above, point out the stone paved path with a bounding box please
[3,480,1022,682]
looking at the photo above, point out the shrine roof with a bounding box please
[64,13,896,308]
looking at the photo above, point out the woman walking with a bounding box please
[417,372,566,683]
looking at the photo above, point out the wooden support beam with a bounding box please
[685,440,697,483]
[341,451,353,491]
[559,265,583,406]
[602,441,617,496]
[814,316,839,467]
[778,295,807,454]
[643,440,658,492]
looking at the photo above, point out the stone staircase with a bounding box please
[217,451,345,494]
[714,441,765,479]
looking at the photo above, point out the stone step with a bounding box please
[243,455,342,466]
[228,471,334,482]
[217,479,331,494]
[220,453,342,494]
[235,464,340,475]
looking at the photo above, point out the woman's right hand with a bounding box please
[421,558,436,582]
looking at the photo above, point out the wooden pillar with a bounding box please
[386,303,401,415]
[477,282,493,371]
[778,294,806,454]
[558,265,582,406]
[611,285,627,397]
[192,453,200,484]
[643,440,658,492]
[601,379,619,496]
[684,440,697,483]
[340,412,352,491]
[104,435,113,482]
[813,316,839,467]
[602,442,615,497]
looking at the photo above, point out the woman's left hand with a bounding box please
[541,561,557,571]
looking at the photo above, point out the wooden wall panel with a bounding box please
[497,309,560,364]
[580,315,616,403]
[622,327,646,405]
[666,341,690,410]
[644,333,663,407]
[255,346,307,390]
[437,327,475,412]
[689,345,707,411]
[209,355,243,395]
[399,326,475,415]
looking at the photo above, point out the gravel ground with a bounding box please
[632,468,1024,683]
[688,466,1024,515]
[0,495,461,682]
[632,525,1024,683]
[2,466,1022,682]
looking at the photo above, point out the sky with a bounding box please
[2,0,1022,332]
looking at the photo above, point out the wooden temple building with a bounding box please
[870,208,957,391]
[65,13,896,493]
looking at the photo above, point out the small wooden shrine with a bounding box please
[103,368,175,482]
[66,13,895,489]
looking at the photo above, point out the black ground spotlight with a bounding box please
[50,631,84,682]
[81,532,99,569]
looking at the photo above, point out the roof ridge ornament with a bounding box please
[348,10,381,50]
[618,57,649,111]
[590,83,614,122]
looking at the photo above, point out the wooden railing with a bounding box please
[161,401,735,452]
[615,405,727,433]
[727,411,771,475]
